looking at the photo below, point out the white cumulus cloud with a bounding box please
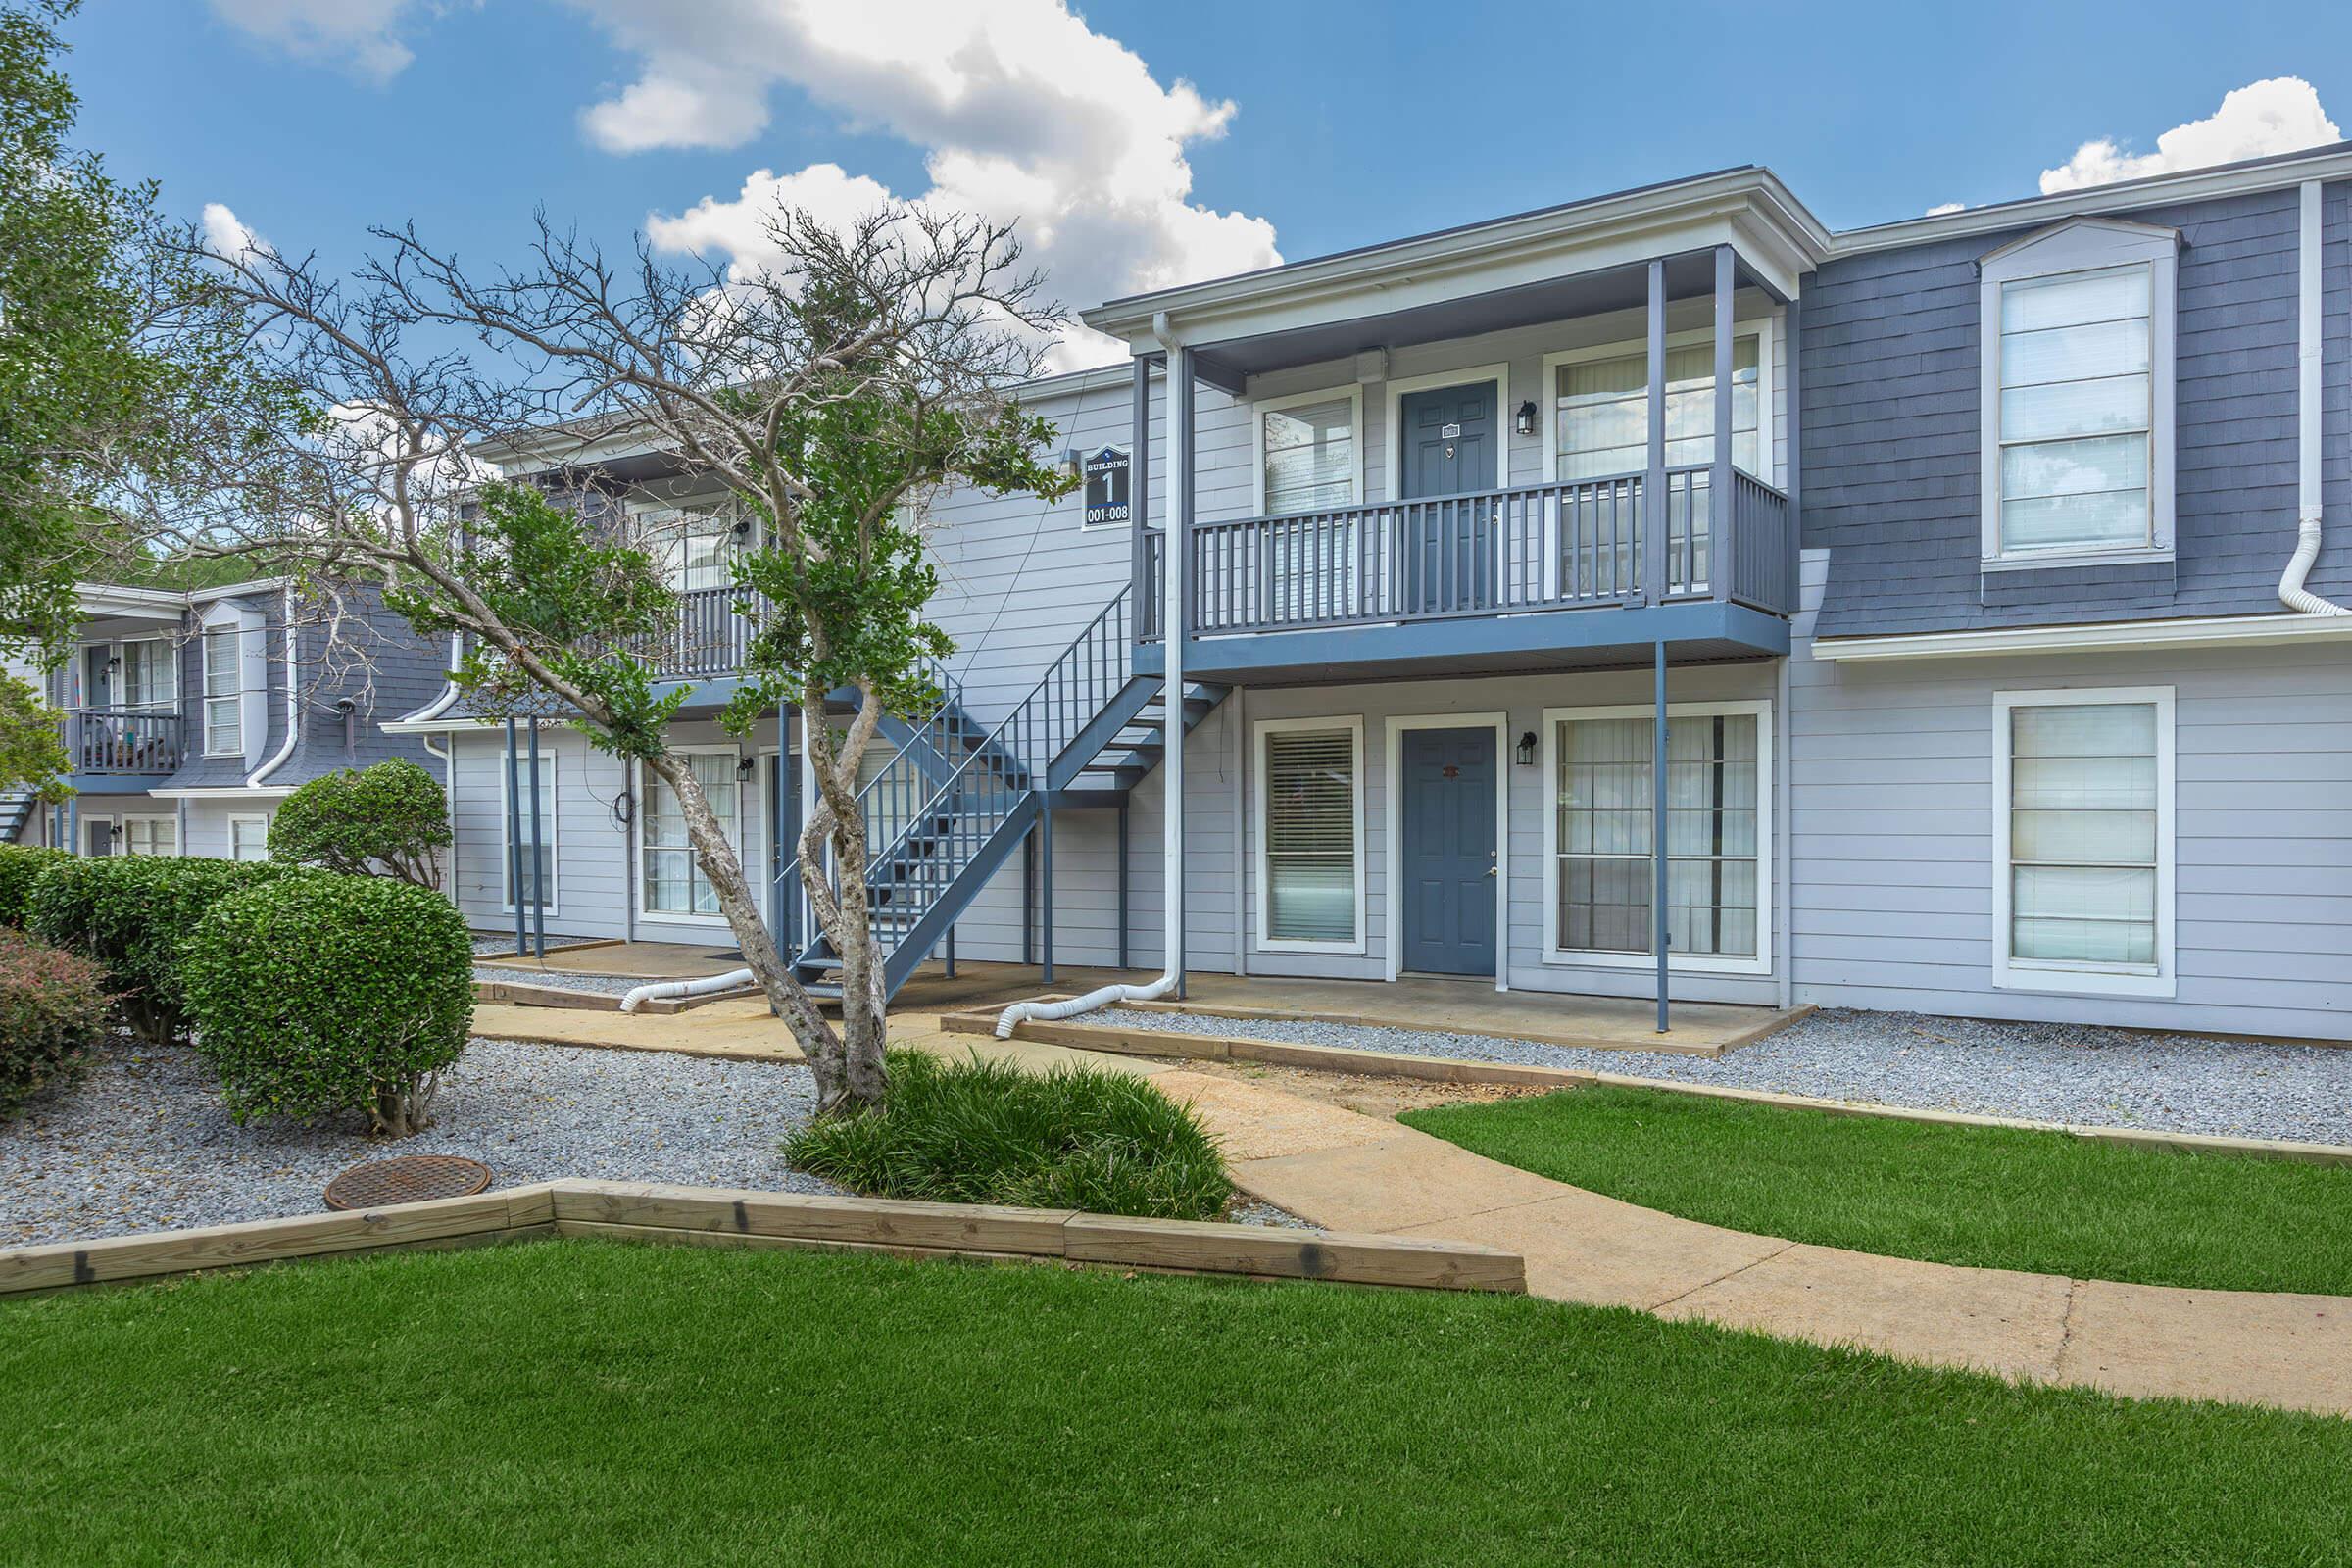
[201,201,268,260]
[2039,77,2342,193]
[568,0,1280,368]
[208,0,423,82]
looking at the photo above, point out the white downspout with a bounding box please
[621,967,755,1012]
[246,585,300,788]
[2283,179,2351,616]
[997,337,1186,1038]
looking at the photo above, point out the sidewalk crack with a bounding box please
[2052,1278,2086,1378]
[1646,1240,1797,1312]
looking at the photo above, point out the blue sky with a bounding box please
[69,1,2352,366]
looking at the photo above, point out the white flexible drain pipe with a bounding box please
[620,967,754,1013]
[2284,180,2351,616]
[997,341,1187,1040]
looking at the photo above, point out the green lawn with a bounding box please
[1401,1086,2352,1295]
[6,1241,2351,1565]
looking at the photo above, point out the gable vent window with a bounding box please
[1258,722,1361,948]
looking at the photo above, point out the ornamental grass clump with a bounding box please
[0,929,109,1117]
[27,855,304,1046]
[180,873,472,1137]
[783,1049,1233,1220]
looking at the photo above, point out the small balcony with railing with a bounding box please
[1095,185,1820,685]
[64,708,186,782]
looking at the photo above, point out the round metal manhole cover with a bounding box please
[323,1154,494,1211]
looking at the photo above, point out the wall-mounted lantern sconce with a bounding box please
[1515,730,1538,766]
[736,755,758,781]
[1513,400,1539,438]
[1058,448,1086,481]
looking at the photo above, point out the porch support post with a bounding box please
[945,926,956,979]
[1652,640,1670,1034]
[1785,289,1803,585]
[1022,828,1035,968]
[1711,244,1736,605]
[1040,798,1054,983]
[1642,260,1668,606]
[504,716,524,956]
[526,716,546,958]
[1131,355,1152,621]
[1166,342,1195,999]
[1116,798,1130,971]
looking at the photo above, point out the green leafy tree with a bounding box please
[171,201,1070,1110]
[270,758,452,888]
[0,1,279,799]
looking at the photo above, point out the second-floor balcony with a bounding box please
[1138,464,1794,641]
[66,709,185,777]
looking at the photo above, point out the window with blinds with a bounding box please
[644,753,739,916]
[1996,266,2153,555]
[1553,710,1759,959]
[203,626,241,756]
[122,640,175,712]
[1261,398,1356,514]
[2006,701,2160,967]
[1260,725,1359,946]
[1555,335,1759,482]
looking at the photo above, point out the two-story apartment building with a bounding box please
[409,142,2352,1041]
[9,580,449,860]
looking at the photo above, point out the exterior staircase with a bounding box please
[0,789,36,845]
[786,585,1225,1002]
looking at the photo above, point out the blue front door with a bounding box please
[1399,727,1497,977]
[1396,381,1498,612]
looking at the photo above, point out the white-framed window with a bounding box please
[108,638,176,712]
[1993,687,2175,998]
[643,502,741,593]
[1251,386,1361,515]
[500,750,557,913]
[1253,716,1365,953]
[123,817,177,857]
[202,625,242,757]
[642,750,741,919]
[1979,219,2177,568]
[1541,700,1772,976]
[1544,326,1769,482]
[227,813,269,862]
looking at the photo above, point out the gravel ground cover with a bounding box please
[1097,1005,2352,1146]
[470,965,647,997]
[1,1037,837,1248]
[3,1034,1308,1246]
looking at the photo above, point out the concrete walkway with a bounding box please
[476,1004,2352,1417]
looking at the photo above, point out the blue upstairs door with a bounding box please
[1396,381,1498,613]
[1398,727,1497,977]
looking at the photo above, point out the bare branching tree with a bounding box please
[138,201,1075,1110]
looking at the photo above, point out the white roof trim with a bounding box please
[145,786,297,801]
[1810,612,2352,662]
[1830,145,2352,258]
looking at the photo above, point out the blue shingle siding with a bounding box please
[1806,182,2351,636]
[271,588,447,785]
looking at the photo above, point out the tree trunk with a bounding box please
[639,745,864,1109]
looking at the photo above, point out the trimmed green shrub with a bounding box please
[28,856,305,1046]
[181,873,472,1136]
[0,844,69,927]
[783,1049,1233,1220]
[270,759,452,888]
[0,929,110,1117]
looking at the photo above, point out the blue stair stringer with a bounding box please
[787,585,1226,1001]
[0,789,35,845]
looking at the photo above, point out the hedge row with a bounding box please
[0,929,109,1118]
[3,848,473,1136]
